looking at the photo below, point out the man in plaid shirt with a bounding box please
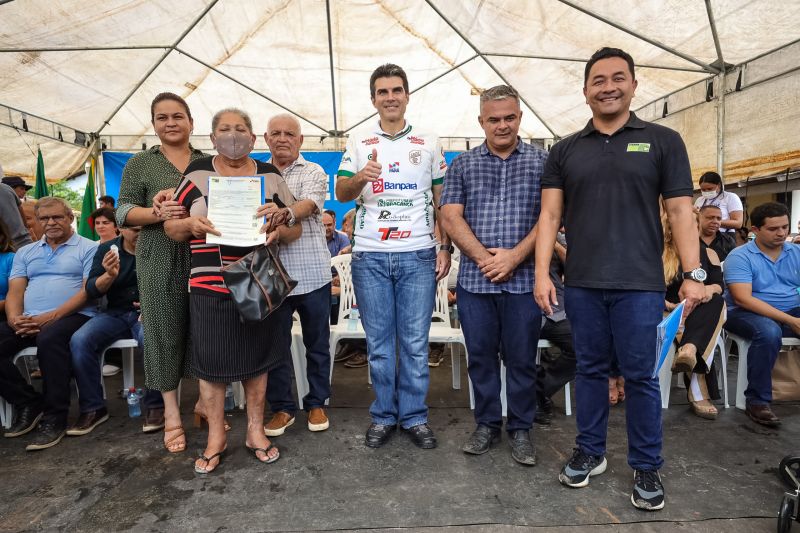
[440,85,546,466]
[263,114,333,437]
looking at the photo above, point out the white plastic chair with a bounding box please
[725,332,800,410]
[658,333,729,409]
[430,277,469,391]
[467,339,572,418]
[1,339,138,429]
[329,254,366,369]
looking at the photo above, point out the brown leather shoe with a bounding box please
[307,407,329,432]
[142,408,166,433]
[746,403,781,427]
[264,411,295,437]
[66,408,109,436]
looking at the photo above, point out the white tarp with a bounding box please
[1,0,799,183]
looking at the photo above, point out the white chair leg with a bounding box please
[292,332,308,411]
[732,336,751,410]
[451,344,461,390]
[122,347,135,391]
[0,398,9,428]
[564,382,572,416]
[500,360,507,418]
[716,335,729,408]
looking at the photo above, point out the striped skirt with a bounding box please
[190,293,287,382]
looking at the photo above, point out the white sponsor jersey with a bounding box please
[337,122,447,252]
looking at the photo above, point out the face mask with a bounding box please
[213,131,253,160]
[701,190,719,199]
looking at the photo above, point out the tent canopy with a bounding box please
[1,0,799,183]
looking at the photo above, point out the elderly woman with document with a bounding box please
[165,108,300,474]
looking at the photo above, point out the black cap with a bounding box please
[1,177,33,190]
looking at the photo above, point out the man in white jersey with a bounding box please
[336,63,451,449]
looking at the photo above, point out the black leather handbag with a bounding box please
[220,244,297,322]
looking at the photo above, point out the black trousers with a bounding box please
[0,314,90,426]
[537,318,577,399]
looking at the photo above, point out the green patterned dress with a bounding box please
[116,146,206,391]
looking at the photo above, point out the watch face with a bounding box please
[693,268,707,282]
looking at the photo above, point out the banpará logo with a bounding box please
[388,162,400,173]
[378,198,413,207]
[409,150,422,165]
[378,227,412,240]
[372,178,384,193]
[384,182,417,191]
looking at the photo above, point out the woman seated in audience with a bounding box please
[165,107,299,474]
[0,219,16,319]
[91,207,119,243]
[663,212,726,419]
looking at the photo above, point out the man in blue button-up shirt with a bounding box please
[440,85,546,466]
[724,202,800,427]
[0,197,97,450]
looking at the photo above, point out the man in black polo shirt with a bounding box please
[534,47,705,512]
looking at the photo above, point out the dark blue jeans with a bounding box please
[456,285,542,432]
[724,306,800,405]
[267,283,332,415]
[565,287,664,471]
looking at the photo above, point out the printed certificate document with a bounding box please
[206,176,265,247]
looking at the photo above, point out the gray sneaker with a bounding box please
[558,447,607,488]
[631,469,665,511]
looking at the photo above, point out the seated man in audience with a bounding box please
[724,202,800,427]
[67,224,159,436]
[699,205,735,261]
[97,195,115,210]
[324,211,349,257]
[0,180,33,250]
[0,197,98,449]
[536,233,576,425]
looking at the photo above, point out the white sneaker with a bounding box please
[102,364,121,377]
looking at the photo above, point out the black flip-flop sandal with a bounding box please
[247,443,280,464]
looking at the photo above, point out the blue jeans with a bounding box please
[724,306,800,405]
[70,309,150,413]
[351,248,437,428]
[268,283,332,414]
[456,285,542,432]
[565,287,664,471]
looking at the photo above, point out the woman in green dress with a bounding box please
[116,92,205,452]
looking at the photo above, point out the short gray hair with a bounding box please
[34,196,73,217]
[343,208,356,223]
[479,85,520,106]
[211,108,253,133]
[267,113,302,134]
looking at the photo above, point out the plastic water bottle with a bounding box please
[127,387,141,418]
[224,384,235,411]
[348,304,360,332]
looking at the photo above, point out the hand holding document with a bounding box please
[206,176,266,247]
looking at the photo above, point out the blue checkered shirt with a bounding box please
[440,139,545,294]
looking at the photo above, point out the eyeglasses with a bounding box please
[37,215,67,223]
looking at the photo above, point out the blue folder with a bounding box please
[653,300,685,378]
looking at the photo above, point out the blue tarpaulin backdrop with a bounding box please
[102,151,461,228]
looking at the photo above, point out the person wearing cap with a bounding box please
[0,174,33,250]
[1,176,42,241]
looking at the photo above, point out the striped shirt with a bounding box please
[440,139,546,294]
[174,156,295,297]
[273,154,332,295]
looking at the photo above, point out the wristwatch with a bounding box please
[682,267,707,283]
[285,207,296,227]
[440,244,455,254]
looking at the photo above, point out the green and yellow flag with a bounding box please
[77,159,98,240]
[34,147,48,199]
